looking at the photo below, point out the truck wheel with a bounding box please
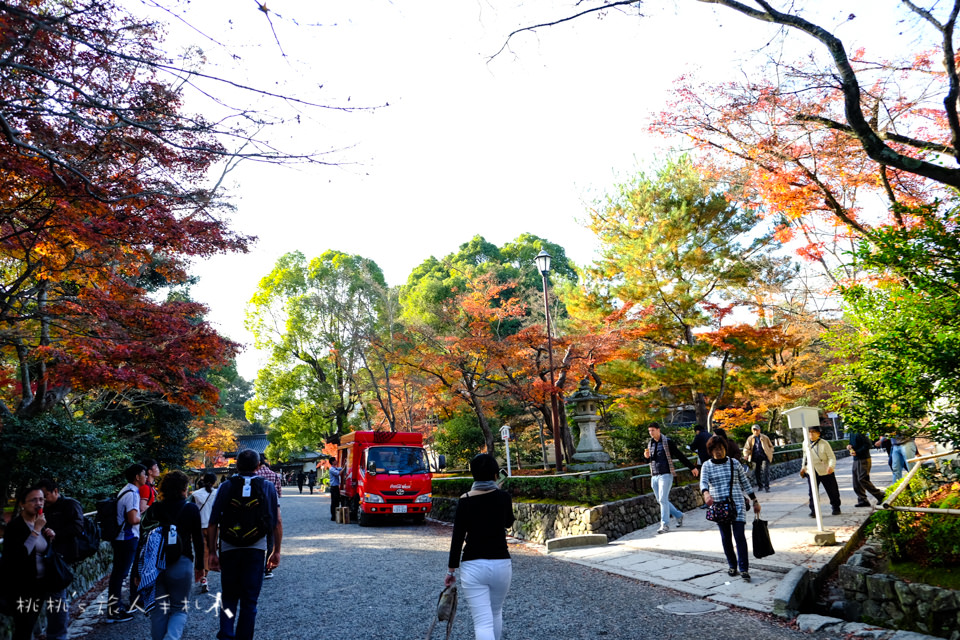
[357,510,372,527]
[412,514,426,525]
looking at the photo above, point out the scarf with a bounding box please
[471,481,499,492]
[649,435,678,477]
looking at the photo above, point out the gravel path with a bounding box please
[79,490,838,640]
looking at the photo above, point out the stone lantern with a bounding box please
[566,378,614,471]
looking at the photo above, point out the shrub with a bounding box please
[0,412,131,510]
[868,471,960,568]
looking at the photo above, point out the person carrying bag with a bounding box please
[699,435,761,582]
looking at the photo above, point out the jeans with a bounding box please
[752,458,770,490]
[716,521,749,573]
[218,548,265,640]
[460,559,512,640]
[891,444,910,483]
[151,556,194,640]
[109,538,139,611]
[651,474,682,526]
[44,587,69,640]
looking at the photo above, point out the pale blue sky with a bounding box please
[138,1,913,379]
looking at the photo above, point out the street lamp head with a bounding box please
[535,249,552,275]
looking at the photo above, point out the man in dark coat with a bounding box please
[37,479,84,640]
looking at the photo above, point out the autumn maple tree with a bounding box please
[397,274,528,454]
[0,1,256,419]
[580,157,794,428]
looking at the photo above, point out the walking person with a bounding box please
[700,436,761,582]
[643,423,699,534]
[800,425,841,517]
[690,424,711,469]
[326,457,342,521]
[190,472,218,593]
[207,449,282,640]
[445,454,515,640]
[107,463,147,622]
[306,470,316,494]
[296,471,305,494]
[142,470,204,640]
[36,479,84,640]
[140,458,161,513]
[743,425,774,493]
[848,431,886,507]
[255,454,283,580]
[690,425,711,509]
[0,485,59,640]
[886,435,914,483]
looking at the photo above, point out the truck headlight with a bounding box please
[363,493,384,503]
[414,493,432,503]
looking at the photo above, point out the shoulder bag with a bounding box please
[43,543,75,592]
[705,459,737,525]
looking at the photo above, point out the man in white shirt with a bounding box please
[107,463,147,622]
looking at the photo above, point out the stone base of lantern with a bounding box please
[568,461,616,471]
[570,450,615,471]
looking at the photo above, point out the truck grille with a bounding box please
[385,498,414,504]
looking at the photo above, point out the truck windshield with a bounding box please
[367,447,428,475]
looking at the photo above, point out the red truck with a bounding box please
[337,430,444,526]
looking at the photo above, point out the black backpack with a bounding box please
[75,513,102,562]
[95,488,134,541]
[219,475,271,546]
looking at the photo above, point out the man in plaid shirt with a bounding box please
[256,453,283,578]
[256,453,283,497]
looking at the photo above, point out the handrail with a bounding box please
[881,448,959,513]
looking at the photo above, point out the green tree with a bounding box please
[434,413,486,469]
[582,157,791,428]
[0,412,130,509]
[246,250,387,440]
[827,205,960,446]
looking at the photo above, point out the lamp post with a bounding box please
[535,249,564,472]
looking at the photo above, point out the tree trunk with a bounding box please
[559,400,575,463]
[693,390,709,429]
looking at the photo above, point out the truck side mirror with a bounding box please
[366,460,377,474]
[437,454,446,470]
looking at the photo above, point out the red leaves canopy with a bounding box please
[0,1,252,416]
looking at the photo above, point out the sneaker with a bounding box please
[855,500,871,508]
[764,487,770,493]
[106,610,133,623]
[676,516,683,528]
[727,568,739,577]
[264,570,274,579]
[741,572,751,582]
[809,512,816,518]
[832,507,841,516]
[699,503,709,510]
[657,524,669,534]
[200,578,209,594]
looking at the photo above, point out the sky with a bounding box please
[136,1,906,380]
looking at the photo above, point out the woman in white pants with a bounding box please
[445,454,515,640]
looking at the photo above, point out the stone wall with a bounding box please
[0,541,111,640]
[432,450,850,545]
[838,542,960,640]
[433,484,704,544]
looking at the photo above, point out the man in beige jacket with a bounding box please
[743,425,775,493]
[800,425,841,517]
